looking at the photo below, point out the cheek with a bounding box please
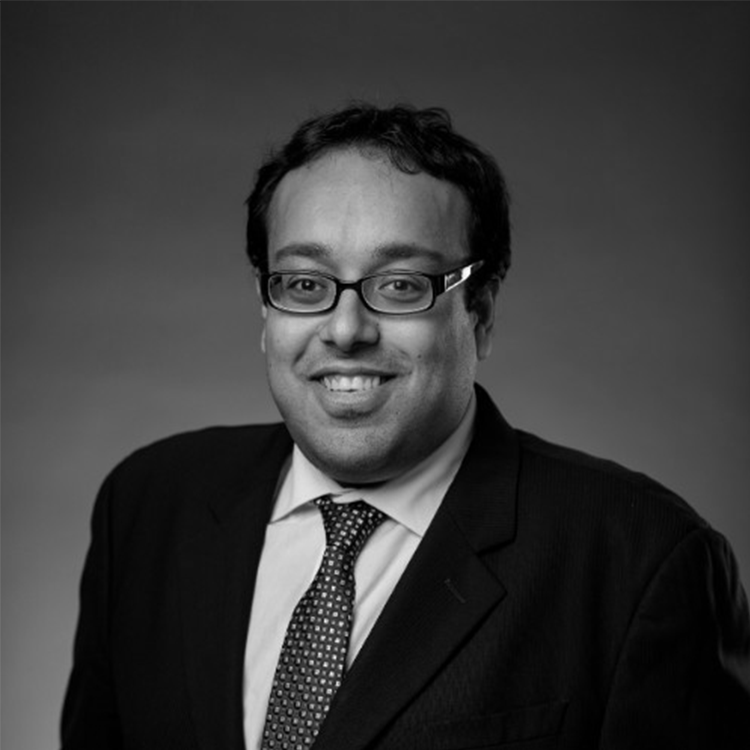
[263,317,321,379]
[434,302,477,352]
[398,312,477,379]
[263,322,294,375]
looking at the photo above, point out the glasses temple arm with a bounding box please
[441,261,485,293]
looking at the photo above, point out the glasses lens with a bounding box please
[268,273,334,312]
[363,273,433,313]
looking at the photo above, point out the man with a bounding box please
[62,104,750,749]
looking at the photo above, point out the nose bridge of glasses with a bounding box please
[322,280,380,348]
[335,277,377,313]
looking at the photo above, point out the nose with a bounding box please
[318,289,380,351]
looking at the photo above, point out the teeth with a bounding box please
[321,375,384,392]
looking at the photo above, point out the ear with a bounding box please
[260,305,267,354]
[472,284,497,361]
[256,275,268,354]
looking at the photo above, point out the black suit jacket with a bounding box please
[62,387,750,749]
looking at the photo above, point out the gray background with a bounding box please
[3,2,749,748]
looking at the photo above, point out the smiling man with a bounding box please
[62,105,750,750]
[260,148,492,485]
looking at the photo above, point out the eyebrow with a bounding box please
[372,243,445,264]
[272,243,330,263]
[272,242,446,265]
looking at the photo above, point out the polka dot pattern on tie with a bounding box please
[261,496,386,750]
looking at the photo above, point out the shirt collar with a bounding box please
[272,393,476,538]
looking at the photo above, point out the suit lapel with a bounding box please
[313,387,520,750]
[179,425,293,750]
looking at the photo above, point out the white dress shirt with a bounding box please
[242,394,476,750]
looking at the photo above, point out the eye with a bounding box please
[279,273,332,305]
[385,278,418,292]
[287,276,324,293]
[375,274,430,300]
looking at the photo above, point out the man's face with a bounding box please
[262,149,494,485]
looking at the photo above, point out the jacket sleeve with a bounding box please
[600,527,750,749]
[60,473,124,749]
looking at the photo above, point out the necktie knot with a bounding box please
[314,496,386,560]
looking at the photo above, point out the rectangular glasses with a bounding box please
[260,260,484,315]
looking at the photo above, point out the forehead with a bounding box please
[267,149,469,267]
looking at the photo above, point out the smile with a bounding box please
[320,375,388,392]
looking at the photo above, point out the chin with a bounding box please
[313,450,395,486]
[297,431,409,486]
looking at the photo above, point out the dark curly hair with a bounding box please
[245,104,511,308]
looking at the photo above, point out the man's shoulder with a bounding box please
[516,428,681,493]
[133,421,288,458]
[513,428,708,538]
[480,427,733,609]
[103,421,292,501]
[517,431,712,551]
[474,387,707,540]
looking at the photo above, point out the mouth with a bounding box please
[319,374,392,392]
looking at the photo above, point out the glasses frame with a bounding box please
[259,260,485,315]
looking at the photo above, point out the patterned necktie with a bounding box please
[261,496,386,750]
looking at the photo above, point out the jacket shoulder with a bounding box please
[98,422,292,519]
[113,423,288,474]
[118,422,289,471]
[514,429,709,545]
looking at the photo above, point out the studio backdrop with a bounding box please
[2,3,749,749]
